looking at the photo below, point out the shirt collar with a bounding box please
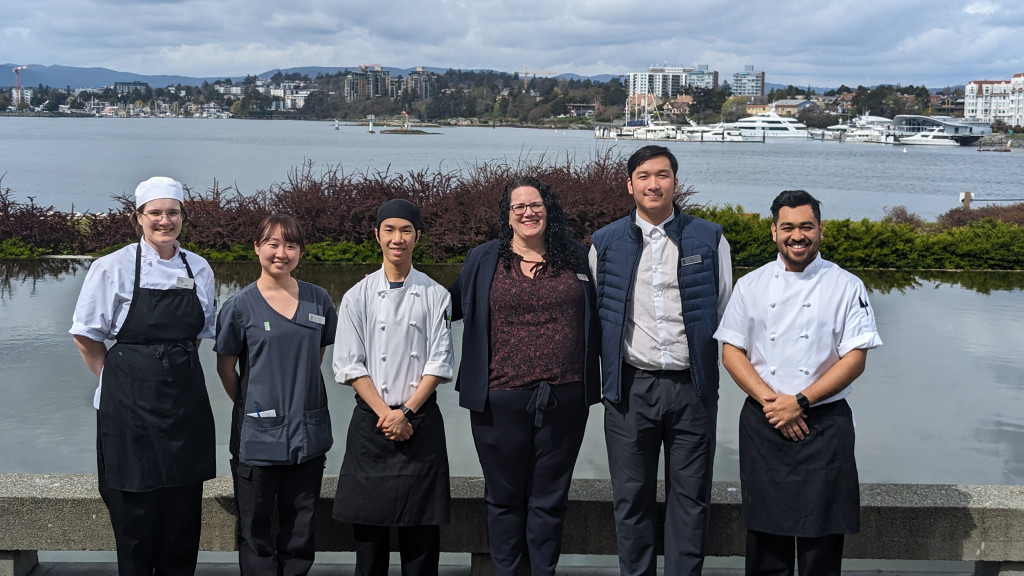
[375,266,419,296]
[138,237,180,261]
[634,211,675,238]
[773,253,824,275]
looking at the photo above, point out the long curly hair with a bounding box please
[497,176,582,273]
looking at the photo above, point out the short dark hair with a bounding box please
[255,213,306,253]
[770,190,821,223]
[627,145,678,179]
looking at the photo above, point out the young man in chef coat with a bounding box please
[332,199,454,576]
[714,189,882,576]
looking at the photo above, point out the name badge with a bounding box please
[680,255,702,267]
[576,273,589,282]
[176,277,195,289]
[309,313,326,325]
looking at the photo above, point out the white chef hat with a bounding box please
[135,176,184,208]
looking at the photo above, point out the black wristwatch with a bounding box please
[400,405,414,417]
[795,393,810,410]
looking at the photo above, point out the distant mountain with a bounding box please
[1,63,619,90]
[1,64,226,90]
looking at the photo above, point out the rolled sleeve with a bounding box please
[423,291,454,381]
[714,279,747,349]
[333,292,370,385]
[837,282,883,357]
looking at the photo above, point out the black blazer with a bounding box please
[448,240,602,412]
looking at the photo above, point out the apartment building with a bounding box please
[627,65,718,99]
[732,65,765,99]
[965,74,1024,126]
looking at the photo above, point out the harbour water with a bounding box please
[2,116,1023,220]
[3,259,1024,487]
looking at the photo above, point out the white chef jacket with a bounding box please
[714,254,881,406]
[333,267,454,406]
[69,239,218,408]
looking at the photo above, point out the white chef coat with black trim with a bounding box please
[714,254,882,406]
[333,266,454,406]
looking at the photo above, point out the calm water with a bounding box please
[3,260,1024,486]
[2,117,1023,220]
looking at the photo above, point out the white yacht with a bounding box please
[898,127,960,146]
[730,106,809,138]
[892,115,990,146]
[828,114,896,144]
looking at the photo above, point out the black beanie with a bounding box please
[376,199,421,231]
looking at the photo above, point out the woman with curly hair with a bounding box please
[449,176,601,576]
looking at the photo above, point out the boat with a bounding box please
[827,114,897,144]
[729,105,809,138]
[891,115,990,146]
[898,127,960,146]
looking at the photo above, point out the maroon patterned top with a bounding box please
[488,255,585,391]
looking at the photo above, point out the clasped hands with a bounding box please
[762,392,810,441]
[377,409,413,442]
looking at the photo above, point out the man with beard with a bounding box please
[714,189,882,576]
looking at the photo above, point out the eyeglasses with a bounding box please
[510,202,545,215]
[141,210,183,222]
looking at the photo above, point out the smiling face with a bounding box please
[627,155,678,225]
[772,204,823,272]
[255,224,302,279]
[136,198,183,255]
[507,185,547,246]
[375,217,419,268]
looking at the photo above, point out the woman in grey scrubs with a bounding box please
[215,213,339,576]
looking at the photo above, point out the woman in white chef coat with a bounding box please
[70,176,217,576]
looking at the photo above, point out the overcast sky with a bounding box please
[4,0,1023,88]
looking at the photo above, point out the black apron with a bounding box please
[334,393,451,526]
[738,396,860,538]
[97,246,217,492]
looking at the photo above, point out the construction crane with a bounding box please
[515,67,557,91]
[13,65,29,106]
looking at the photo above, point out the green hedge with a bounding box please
[693,205,1024,271]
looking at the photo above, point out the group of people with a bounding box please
[71,144,881,576]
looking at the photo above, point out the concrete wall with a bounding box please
[3,475,1024,576]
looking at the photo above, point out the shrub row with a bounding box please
[693,205,1024,271]
[2,157,1023,270]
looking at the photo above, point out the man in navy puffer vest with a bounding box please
[589,145,733,576]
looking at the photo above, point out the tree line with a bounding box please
[4,69,985,128]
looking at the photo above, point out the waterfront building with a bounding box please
[344,65,392,102]
[113,81,150,95]
[10,88,33,107]
[627,65,718,99]
[732,65,765,99]
[391,67,436,100]
[965,74,1024,126]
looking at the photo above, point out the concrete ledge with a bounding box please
[2,475,1024,574]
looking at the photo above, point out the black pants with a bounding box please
[97,465,202,576]
[232,455,326,576]
[352,524,440,576]
[470,382,589,576]
[604,366,717,576]
[746,530,845,576]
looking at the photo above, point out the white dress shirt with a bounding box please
[589,213,733,371]
[714,254,882,405]
[69,239,217,408]
[333,267,454,406]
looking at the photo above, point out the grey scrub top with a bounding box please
[215,280,339,466]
